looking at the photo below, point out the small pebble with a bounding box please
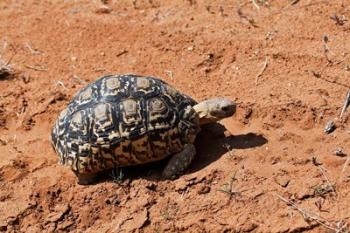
[145,182,157,191]
[0,139,6,145]
[334,148,347,157]
[6,216,18,226]
[312,156,323,166]
[324,120,336,134]
[0,224,7,232]
[275,176,290,188]
[197,185,211,195]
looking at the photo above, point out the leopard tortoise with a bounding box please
[51,74,236,184]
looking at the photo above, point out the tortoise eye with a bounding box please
[221,106,229,111]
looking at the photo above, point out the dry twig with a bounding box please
[93,67,106,72]
[255,56,268,85]
[116,50,128,57]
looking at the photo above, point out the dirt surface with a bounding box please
[1,0,350,232]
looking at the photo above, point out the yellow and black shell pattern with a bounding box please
[51,74,200,174]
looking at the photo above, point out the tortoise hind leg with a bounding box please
[75,172,99,185]
[162,144,196,180]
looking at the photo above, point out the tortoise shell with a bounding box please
[51,74,200,174]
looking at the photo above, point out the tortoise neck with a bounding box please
[193,101,218,126]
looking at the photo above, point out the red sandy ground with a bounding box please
[0,0,350,232]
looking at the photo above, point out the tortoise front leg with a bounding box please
[162,144,196,179]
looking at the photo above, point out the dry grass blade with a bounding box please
[282,0,300,10]
[56,80,68,91]
[330,14,347,26]
[217,172,241,199]
[318,166,337,196]
[25,42,41,55]
[340,90,350,119]
[165,70,174,80]
[223,143,234,159]
[312,156,337,196]
[275,194,340,232]
[237,5,258,27]
[312,56,350,88]
[24,64,47,72]
[322,36,334,63]
[340,156,350,182]
[110,168,124,184]
[279,0,327,13]
[255,56,268,86]
[71,75,87,84]
[252,0,260,10]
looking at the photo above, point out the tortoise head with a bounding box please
[193,97,236,125]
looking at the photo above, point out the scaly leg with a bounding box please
[162,144,196,179]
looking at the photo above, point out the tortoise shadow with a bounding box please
[91,123,268,184]
[190,124,268,173]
